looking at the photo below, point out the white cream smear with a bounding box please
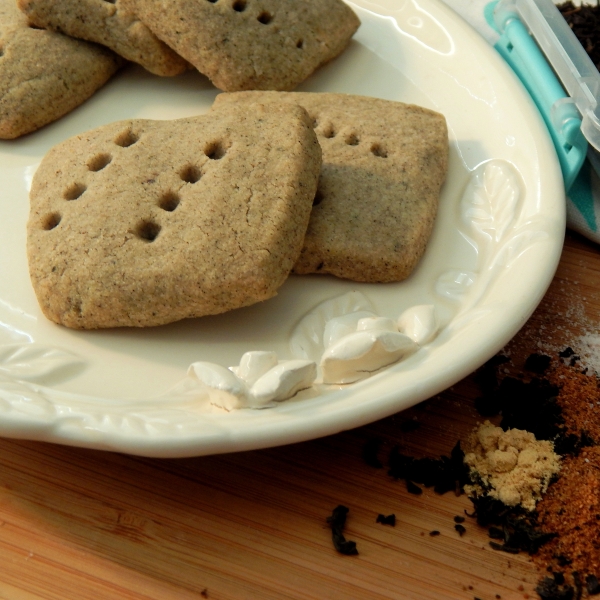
[188,351,317,410]
[185,292,442,410]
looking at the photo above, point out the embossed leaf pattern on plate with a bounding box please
[436,159,544,310]
[0,344,84,382]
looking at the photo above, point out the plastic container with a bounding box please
[488,0,600,190]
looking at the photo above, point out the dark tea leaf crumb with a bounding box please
[454,523,466,536]
[399,419,421,433]
[587,574,600,595]
[362,438,383,469]
[326,505,358,555]
[558,347,576,359]
[525,353,552,374]
[388,442,469,495]
[376,513,396,526]
[536,575,575,600]
[406,480,423,495]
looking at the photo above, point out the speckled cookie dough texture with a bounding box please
[127,0,360,91]
[27,103,322,329]
[16,0,189,76]
[213,92,449,283]
[0,0,123,139]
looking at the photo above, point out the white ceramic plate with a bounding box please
[0,0,565,457]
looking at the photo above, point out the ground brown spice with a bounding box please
[534,446,600,586]
[547,362,600,442]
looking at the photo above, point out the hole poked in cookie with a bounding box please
[257,11,273,24]
[296,39,304,49]
[370,143,388,158]
[345,133,360,146]
[232,0,247,11]
[64,183,86,200]
[114,129,139,148]
[135,220,161,242]
[159,190,181,211]
[179,164,202,183]
[322,124,336,139]
[313,189,324,206]
[87,153,112,172]
[42,212,61,231]
[204,140,228,160]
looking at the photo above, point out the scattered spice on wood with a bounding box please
[376,513,396,526]
[326,505,358,555]
[360,343,600,596]
[471,350,600,598]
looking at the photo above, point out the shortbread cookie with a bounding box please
[213,92,449,283]
[128,0,360,91]
[0,0,123,139]
[17,0,189,76]
[27,103,321,329]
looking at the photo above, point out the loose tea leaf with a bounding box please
[376,513,396,526]
[326,505,358,555]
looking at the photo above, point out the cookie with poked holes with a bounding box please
[212,92,449,283]
[27,102,321,328]
[17,0,189,76]
[127,0,360,91]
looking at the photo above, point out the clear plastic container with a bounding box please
[491,0,600,189]
[511,0,600,151]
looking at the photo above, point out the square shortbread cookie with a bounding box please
[128,0,360,91]
[0,0,123,139]
[27,103,321,328]
[17,0,189,76]
[213,92,449,283]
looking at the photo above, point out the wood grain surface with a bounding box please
[0,230,598,600]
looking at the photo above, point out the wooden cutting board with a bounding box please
[0,230,597,600]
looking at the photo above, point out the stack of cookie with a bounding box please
[26,93,449,329]
[1,0,360,138]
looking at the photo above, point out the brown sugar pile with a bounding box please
[464,421,561,512]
